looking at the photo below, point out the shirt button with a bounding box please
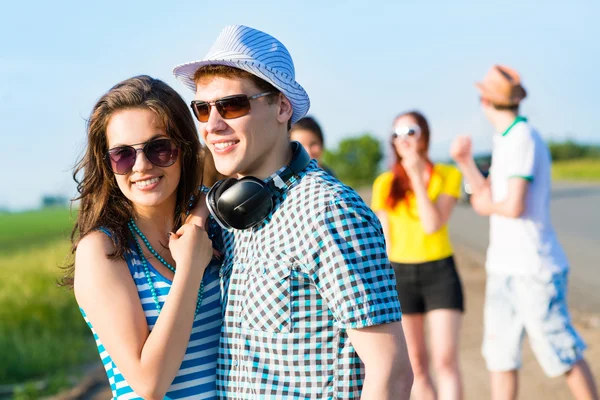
[234,359,239,367]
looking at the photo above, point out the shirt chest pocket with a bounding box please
[241,261,292,333]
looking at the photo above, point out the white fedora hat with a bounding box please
[173,25,310,123]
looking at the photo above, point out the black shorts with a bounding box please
[392,256,464,314]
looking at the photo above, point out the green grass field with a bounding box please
[552,158,600,182]
[0,208,97,389]
[0,208,76,254]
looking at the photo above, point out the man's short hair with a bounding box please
[492,102,520,112]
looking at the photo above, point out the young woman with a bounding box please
[371,111,464,400]
[64,75,221,399]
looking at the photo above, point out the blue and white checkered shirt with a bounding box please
[216,161,402,399]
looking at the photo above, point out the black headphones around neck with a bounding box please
[206,141,311,230]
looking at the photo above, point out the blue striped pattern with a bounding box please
[173,25,310,123]
[81,246,221,399]
[216,161,402,399]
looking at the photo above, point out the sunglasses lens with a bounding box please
[192,102,210,122]
[393,126,421,141]
[146,139,178,167]
[192,95,255,122]
[108,146,136,174]
[218,96,251,119]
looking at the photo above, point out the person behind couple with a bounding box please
[290,115,336,177]
[371,111,464,400]
[173,24,413,399]
[451,65,598,400]
[64,76,222,399]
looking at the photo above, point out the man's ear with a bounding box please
[276,93,294,125]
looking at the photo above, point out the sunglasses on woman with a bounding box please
[106,138,179,175]
[392,124,421,141]
[190,91,275,122]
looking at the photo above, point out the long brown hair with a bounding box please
[62,75,206,287]
[386,111,432,208]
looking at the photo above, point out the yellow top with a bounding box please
[371,164,462,263]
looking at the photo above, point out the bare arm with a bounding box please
[399,139,458,234]
[74,225,212,400]
[456,157,490,195]
[471,178,529,218]
[347,322,413,399]
[450,135,489,195]
[410,173,458,234]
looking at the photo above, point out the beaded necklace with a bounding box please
[128,219,204,317]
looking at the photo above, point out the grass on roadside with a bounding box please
[552,158,600,182]
[0,239,97,386]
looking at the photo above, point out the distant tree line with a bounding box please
[41,195,69,208]
[323,134,383,188]
[548,140,600,161]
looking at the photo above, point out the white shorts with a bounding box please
[482,271,587,377]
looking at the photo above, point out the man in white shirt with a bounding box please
[451,65,598,400]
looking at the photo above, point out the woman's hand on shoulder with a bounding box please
[185,193,209,228]
[169,223,213,276]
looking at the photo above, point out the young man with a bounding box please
[290,116,336,177]
[451,65,598,400]
[173,25,413,399]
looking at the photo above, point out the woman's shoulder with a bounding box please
[76,229,116,257]
[74,230,132,305]
[372,171,395,198]
[374,171,394,185]
[74,229,130,283]
[434,163,461,178]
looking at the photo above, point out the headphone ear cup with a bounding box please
[213,178,238,199]
[207,178,238,229]
[216,177,274,230]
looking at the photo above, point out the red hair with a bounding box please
[386,111,432,208]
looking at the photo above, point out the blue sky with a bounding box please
[1,0,598,210]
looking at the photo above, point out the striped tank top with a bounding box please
[81,229,222,399]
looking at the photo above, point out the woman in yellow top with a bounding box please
[372,111,464,400]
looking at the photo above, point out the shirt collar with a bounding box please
[247,159,315,232]
[501,115,528,137]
